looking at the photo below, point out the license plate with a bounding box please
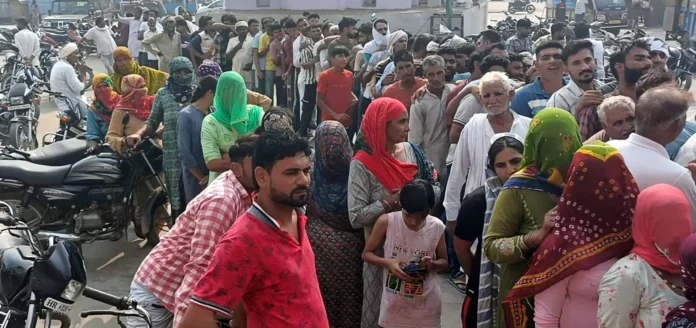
[8,104,30,111]
[43,297,72,313]
[609,20,621,24]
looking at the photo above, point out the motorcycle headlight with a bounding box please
[596,14,606,21]
[9,96,23,105]
[61,280,85,301]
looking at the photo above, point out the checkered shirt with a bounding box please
[132,170,251,326]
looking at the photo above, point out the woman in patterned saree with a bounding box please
[307,121,363,328]
[502,142,640,328]
[348,97,439,328]
[483,107,583,328]
[128,57,196,218]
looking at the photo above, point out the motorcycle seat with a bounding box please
[28,138,86,166]
[0,160,70,186]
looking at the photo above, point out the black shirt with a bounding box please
[454,185,487,295]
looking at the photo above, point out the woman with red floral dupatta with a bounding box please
[106,74,156,155]
[86,74,121,149]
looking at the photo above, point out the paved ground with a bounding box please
[21,3,696,326]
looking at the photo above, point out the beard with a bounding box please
[486,105,508,116]
[270,185,309,207]
[576,69,596,83]
[624,66,647,86]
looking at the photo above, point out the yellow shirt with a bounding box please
[259,33,276,71]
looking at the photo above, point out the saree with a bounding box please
[503,142,639,328]
[111,47,168,95]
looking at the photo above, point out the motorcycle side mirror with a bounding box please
[122,112,130,126]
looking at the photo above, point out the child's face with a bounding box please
[333,54,348,69]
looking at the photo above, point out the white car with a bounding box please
[196,0,224,14]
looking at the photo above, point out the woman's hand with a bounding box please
[542,205,558,233]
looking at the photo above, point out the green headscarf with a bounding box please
[503,107,583,196]
[212,71,264,134]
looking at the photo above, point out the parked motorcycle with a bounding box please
[0,74,43,151]
[667,45,695,91]
[41,90,86,146]
[0,201,154,328]
[0,113,171,247]
[507,0,536,14]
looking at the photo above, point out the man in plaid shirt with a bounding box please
[505,19,533,54]
[125,135,258,328]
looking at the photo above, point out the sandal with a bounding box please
[448,276,468,294]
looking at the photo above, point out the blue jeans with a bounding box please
[440,212,462,279]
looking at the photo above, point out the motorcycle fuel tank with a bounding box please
[63,153,126,186]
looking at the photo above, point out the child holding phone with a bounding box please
[362,179,448,328]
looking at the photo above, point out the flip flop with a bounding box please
[448,276,468,294]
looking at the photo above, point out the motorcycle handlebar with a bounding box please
[82,286,130,310]
[80,310,141,318]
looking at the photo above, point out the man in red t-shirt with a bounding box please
[180,130,329,328]
[317,44,358,136]
[383,50,427,112]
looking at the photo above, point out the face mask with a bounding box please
[94,86,112,100]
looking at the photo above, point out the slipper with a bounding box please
[448,276,468,294]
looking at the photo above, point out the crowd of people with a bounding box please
[14,6,696,328]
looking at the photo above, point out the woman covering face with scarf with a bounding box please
[111,47,168,95]
[128,56,197,219]
[86,74,122,146]
[664,234,696,327]
[201,71,264,183]
[598,184,692,328]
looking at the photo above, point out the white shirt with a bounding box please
[50,60,84,114]
[14,29,40,66]
[675,134,696,166]
[547,79,601,115]
[444,111,532,222]
[198,31,215,55]
[609,133,696,227]
[143,27,163,60]
[445,80,488,165]
[83,26,117,56]
[120,17,143,55]
[227,35,254,82]
[575,0,588,14]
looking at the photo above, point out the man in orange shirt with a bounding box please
[317,45,359,138]
[382,50,427,112]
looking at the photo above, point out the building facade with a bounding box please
[224,0,442,10]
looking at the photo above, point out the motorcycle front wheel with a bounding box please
[525,4,536,13]
[9,122,37,151]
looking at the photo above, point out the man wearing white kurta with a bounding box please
[608,87,696,227]
[14,18,40,67]
[50,43,88,119]
[444,72,532,228]
[227,21,254,89]
[81,17,117,74]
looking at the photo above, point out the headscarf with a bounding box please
[114,74,155,121]
[212,72,263,134]
[503,142,640,328]
[387,30,408,51]
[308,121,356,232]
[111,47,168,95]
[363,19,391,55]
[503,107,583,196]
[631,184,693,274]
[166,57,196,103]
[353,98,419,193]
[90,74,121,123]
[261,110,293,133]
[664,234,696,324]
[197,61,222,78]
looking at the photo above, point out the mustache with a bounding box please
[292,186,310,193]
[579,69,594,75]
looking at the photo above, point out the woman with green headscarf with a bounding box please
[483,108,583,328]
[201,71,264,183]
